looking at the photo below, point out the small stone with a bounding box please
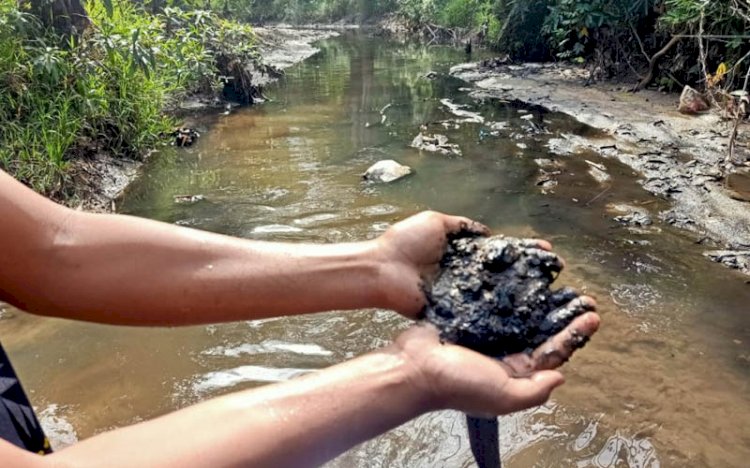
[410,132,462,156]
[174,195,206,205]
[362,160,413,184]
[678,86,710,115]
[586,160,611,184]
[608,203,653,227]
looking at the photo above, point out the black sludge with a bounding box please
[423,232,590,467]
[467,416,501,468]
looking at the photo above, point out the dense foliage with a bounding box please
[0,0,257,197]
[233,0,748,90]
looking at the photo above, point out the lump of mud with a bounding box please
[423,233,589,357]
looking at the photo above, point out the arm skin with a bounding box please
[0,168,600,466]
[0,170,487,325]
[0,313,600,468]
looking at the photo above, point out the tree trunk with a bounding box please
[24,0,90,37]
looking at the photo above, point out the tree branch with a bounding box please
[632,36,682,92]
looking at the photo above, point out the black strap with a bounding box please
[0,343,51,454]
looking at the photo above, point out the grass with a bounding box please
[0,0,257,198]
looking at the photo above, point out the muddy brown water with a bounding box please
[2,34,749,467]
[728,170,750,203]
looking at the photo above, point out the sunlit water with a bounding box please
[2,33,749,467]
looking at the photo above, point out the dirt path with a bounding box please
[452,61,750,276]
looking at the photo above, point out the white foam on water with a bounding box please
[37,404,78,450]
[252,224,304,234]
[204,340,333,358]
[192,365,313,394]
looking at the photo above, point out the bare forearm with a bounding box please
[1,170,451,324]
[47,346,431,468]
[11,210,388,325]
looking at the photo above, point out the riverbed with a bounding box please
[2,33,749,467]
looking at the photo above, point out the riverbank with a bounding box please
[73,27,339,212]
[451,61,750,276]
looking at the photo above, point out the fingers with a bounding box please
[540,296,597,336]
[533,311,600,371]
[533,239,553,251]
[441,214,490,237]
[500,371,565,412]
[427,212,556,256]
[548,287,580,309]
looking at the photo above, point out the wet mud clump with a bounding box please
[424,233,589,357]
[423,232,593,468]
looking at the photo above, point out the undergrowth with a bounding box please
[0,0,257,198]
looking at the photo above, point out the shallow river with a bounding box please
[2,33,749,467]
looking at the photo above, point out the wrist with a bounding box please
[389,329,449,413]
[379,344,439,415]
[353,239,393,310]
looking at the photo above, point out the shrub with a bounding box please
[0,0,257,198]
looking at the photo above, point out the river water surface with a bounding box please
[2,33,749,467]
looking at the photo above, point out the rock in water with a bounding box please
[423,232,593,467]
[410,133,463,156]
[362,160,413,184]
[678,86,710,115]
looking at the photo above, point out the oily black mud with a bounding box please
[423,232,590,358]
[422,232,593,468]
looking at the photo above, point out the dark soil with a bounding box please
[423,232,591,357]
[422,231,594,468]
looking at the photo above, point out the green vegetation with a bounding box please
[235,0,748,91]
[0,0,257,197]
[226,0,396,23]
[2,0,748,199]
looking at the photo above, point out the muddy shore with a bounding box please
[73,27,339,212]
[452,61,750,276]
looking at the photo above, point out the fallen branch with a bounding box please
[731,0,750,23]
[698,9,718,108]
[632,36,682,91]
[729,113,742,165]
[728,66,750,165]
[585,186,612,207]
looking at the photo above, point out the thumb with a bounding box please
[499,371,565,413]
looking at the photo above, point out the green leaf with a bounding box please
[102,0,114,18]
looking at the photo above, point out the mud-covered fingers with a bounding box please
[523,247,565,275]
[541,295,597,335]
[532,311,600,371]
[442,214,491,237]
[549,287,581,309]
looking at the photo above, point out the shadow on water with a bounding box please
[2,33,749,467]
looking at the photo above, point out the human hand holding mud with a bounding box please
[375,211,491,318]
[1,169,600,468]
[416,230,599,467]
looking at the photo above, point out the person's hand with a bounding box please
[375,211,490,318]
[394,304,600,416]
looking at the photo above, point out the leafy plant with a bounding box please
[0,0,259,198]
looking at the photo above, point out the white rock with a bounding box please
[363,160,413,183]
[586,160,611,184]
